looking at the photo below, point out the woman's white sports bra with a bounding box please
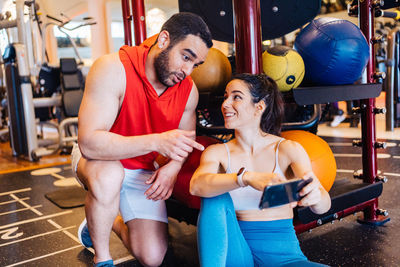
[225,139,286,211]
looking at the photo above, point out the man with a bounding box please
[71,12,212,267]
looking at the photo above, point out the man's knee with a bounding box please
[80,160,125,203]
[134,246,166,267]
[126,220,168,266]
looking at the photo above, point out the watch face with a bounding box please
[237,167,245,175]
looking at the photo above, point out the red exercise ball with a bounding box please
[173,136,220,209]
[281,130,336,191]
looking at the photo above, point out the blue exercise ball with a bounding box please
[294,17,370,86]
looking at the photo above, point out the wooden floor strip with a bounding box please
[0,205,42,216]
[0,226,76,248]
[0,188,31,197]
[0,197,30,206]
[0,160,71,175]
[0,210,73,230]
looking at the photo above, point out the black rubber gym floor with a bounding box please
[0,136,399,267]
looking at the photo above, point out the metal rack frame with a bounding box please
[121,0,390,232]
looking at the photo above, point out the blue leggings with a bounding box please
[197,193,328,267]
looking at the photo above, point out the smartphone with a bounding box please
[258,178,313,209]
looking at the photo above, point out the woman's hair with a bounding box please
[233,73,284,135]
[160,12,213,49]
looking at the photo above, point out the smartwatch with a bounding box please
[237,167,247,187]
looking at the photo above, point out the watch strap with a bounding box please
[237,167,246,187]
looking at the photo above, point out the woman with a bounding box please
[190,73,331,267]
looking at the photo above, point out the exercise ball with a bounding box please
[262,46,305,92]
[191,47,232,94]
[294,17,369,86]
[172,136,220,209]
[281,130,336,191]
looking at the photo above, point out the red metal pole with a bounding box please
[358,0,379,221]
[232,0,262,74]
[121,0,132,46]
[131,0,147,45]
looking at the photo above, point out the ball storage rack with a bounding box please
[121,0,390,232]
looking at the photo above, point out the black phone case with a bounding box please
[258,178,313,209]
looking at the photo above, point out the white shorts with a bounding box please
[71,143,85,188]
[120,168,168,223]
[70,143,168,224]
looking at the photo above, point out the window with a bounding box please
[53,20,92,64]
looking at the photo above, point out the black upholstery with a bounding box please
[179,0,321,42]
[60,58,84,117]
[3,45,28,155]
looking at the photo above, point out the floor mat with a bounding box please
[0,164,131,266]
[1,137,400,266]
[45,186,86,208]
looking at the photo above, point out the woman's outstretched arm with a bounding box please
[190,144,286,197]
[190,144,240,197]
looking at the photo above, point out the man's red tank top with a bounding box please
[110,39,193,170]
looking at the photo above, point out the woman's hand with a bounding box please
[243,171,287,191]
[297,172,322,207]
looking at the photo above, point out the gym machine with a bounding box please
[380,19,400,131]
[0,0,88,161]
[1,0,42,161]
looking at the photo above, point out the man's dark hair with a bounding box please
[160,12,213,48]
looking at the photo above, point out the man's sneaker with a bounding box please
[78,218,93,248]
[94,260,115,267]
[330,114,346,127]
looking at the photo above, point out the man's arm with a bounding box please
[144,83,200,200]
[78,54,202,161]
[178,82,199,133]
[151,82,200,167]
[78,53,156,160]
[165,82,200,164]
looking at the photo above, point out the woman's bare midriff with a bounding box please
[235,204,294,221]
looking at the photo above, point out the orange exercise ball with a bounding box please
[281,130,336,191]
[191,47,232,94]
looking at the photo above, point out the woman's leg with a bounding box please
[197,193,254,267]
[240,219,328,267]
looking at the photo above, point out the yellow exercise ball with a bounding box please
[262,46,305,92]
[191,47,232,94]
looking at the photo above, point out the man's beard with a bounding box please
[154,46,185,87]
